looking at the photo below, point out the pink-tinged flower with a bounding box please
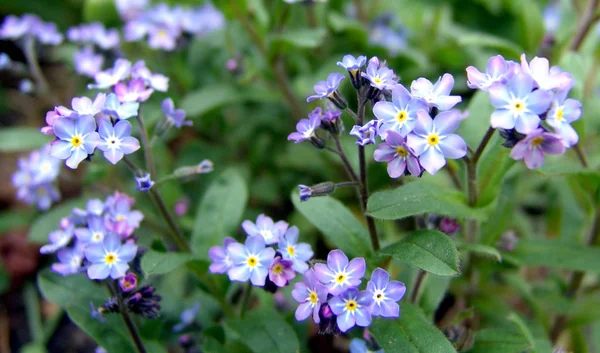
[227,236,275,286]
[520,54,573,91]
[366,268,406,318]
[242,214,288,245]
[51,246,85,276]
[116,0,149,21]
[466,55,518,92]
[314,249,365,295]
[97,119,141,165]
[85,233,138,280]
[268,256,296,287]
[114,78,154,102]
[292,269,328,323]
[104,192,144,237]
[361,60,396,90]
[410,74,462,111]
[373,84,427,139]
[71,93,106,116]
[329,288,373,332]
[130,61,169,91]
[119,273,138,292]
[161,98,192,128]
[510,128,565,169]
[208,237,237,274]
[406,110,467,175]
[546,87,582,147]
[148,26,179,51]
[374,131,421,178]
[488,72,553,134]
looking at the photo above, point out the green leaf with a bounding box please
[28,199,88,244]
[227,309,299,353]
[476,133,517,207]
[181,84,277,118]
[508,0,544,52]
[379,230,460,276]
[328,12,366,34]
[504,239,600,272]
[269,28,327,49]
[469,327,531,353]
[457,243,502,262]
[247,0,269,29]
[291,193,373,258]
[455,31,523,58]
[191,168,248,258]
[141,250,194,277]
[0,127,52,152]
[367,181,487,221]
[370,302,456,353]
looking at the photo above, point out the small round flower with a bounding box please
[51,246,84,276]
[227,236,275,286]
[102,93,139,120]
[114,78,154,102]
[74,47,104,78]
[306,73,345,102]
[84,233,138,280]
[135,174,154,191]
[336,54,367,71]
[277,226,313,273]
[161,98,192,128]
[242,214,288,245]
[40,228,74,254]
[287,110,322,145]
[74,215,108,245]
[520,54,573,91]
[466,55,517,92]
[545,87,582,147]
[292,269,328,324]
[208,237,237,274]
[406,110,467,175]
[374,84,427,139]
[366,268,406,318]
[361,61,396,90]
[97,119,141,165]
[329,287,374,332]
[410,74,462,111]
[50,115,101,169]
[268,256,296,287]
[509,128,565,169]
[373,131,421,178]
[314,249,365,295]
[349,338,384,353]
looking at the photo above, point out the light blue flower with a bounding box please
[102,93,139,120]
[329,287,373,332]
[361,61,396,90]
[50,114,101,169]
[97,119,140,165]
[242,214,288,245]
[172,302,200,332]
[227,236,275,286]
[40,227,74,254]
[374,84,427,139]
[349,338,384,353]
[84,233,138,280]
[410,74,462,111]
[277,226,313,273]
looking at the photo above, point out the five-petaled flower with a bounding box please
[50,115,101,169]
[373,84,427,139]
[314,249,365,296]
[329,287,374,332]
[509,128,565,169]
[374,131,421,178]
[84,233,138,280]
[366,268,406,318]
[227,236,275,286]
[292,269,328,324]
[242,214,288,245]
[97,119,141,165]
[410,74,462,111]
[545,87,582,147]
[277,226,314,273]
[208,237,237,274]
[466,55,517,92]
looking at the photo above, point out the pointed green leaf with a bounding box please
[379,230,460,276]
[458,243,502,262]
[227,309,299,353]
[469,327,531,353]
[141,250,194,277]
[291,193,372,258]
[0,127,52,152]
[504,239,600,272]
[370,302,456,353]
[367,181,487,221]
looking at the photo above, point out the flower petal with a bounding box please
[327,250,349,273]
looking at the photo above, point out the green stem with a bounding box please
[240,282,253,318]
[574,144,589,168]
[108,282,147,353]
[136,105,156,180]
[332,133,360,183]
[568,0,600,51]
[305,3,317,28]
[23,36,58,104]
[410,270,427,303]
[149,189,190,252]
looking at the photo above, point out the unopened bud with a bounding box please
[298,182,336,202]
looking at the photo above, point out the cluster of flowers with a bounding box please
[0,13,63,45]
[90,272,162,320]
[40,192,142,280]
[467,54,581,169]
[209,214,313,291]
[293,250,405,333]
[67,23,121,77]
[12,145,61,210]
[119,1,225,51]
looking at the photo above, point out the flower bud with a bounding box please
[320,110,343,134]
[298,182,336,202]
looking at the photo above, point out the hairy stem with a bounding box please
[332,134,360,183]
[149,189,190,252]
[410,270,427,303]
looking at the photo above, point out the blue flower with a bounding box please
[40,227,74,254]
[97,119,141,165]
[226,236,275,286]
[410,74,462,111]
[329,287,373,332]
[242,214,289,245]
[292,269,328,324]
[84,233,138,280]
[367,268,406,318]
[51,246,85,276]
[135,173,154,191]
[104,192,144,237]
[173,302,200,332]
[361,61,396,91]
[161,98,192,128]
[102,93,139,120]
[350,120,380,146]
[88,58,132,89]
[545,87,582,147]
[374,84,427,139]
[306,73,347,109]
[287,109,324,148]
[50,115,101,169]
[314,249,365,296]
[74,215,108,245]
[337,55,367,89]
[298,185,312,202]
[208,237,237,274]
[277,226,313,273]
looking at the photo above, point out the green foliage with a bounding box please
[226,309,300,353]
[140,250,194,277]
[0,127,52,152]
[379,230,460,276]
[504,239,600,272]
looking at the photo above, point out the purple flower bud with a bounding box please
[174,197,190,216]
[307,73,347,109]
[119,273,138,292]
[439,217,461,234]
[135,173,154,192]
[298,182,336,202]
[268,256,296,287]
[350,120,380,146]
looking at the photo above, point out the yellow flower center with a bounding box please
[247,255,258,267]
[531,136,544,147]
[335,274,346,283]
[513,100,525,112]
[105,253,116,264]
[158,29,168,38]
[396,146,409,157]
[41,163,51,173]
[287,245,295,256]
[427,133,440,146]
[556,108,564,121]
[71,135,83,147]
[396,110,408,122]
[272,264,283,274]
[345,299,358,312]
[116,215,125,222]
[373,78,382,85]
[37,187,46,196]
[309,291,318,304]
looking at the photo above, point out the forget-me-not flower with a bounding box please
[466,55,518,92]
[277,226,313,273]
[314,249,365,295]
[242,214,289,245]
[208,237,237,274]
[97,119,140,165]
[50,115,101,169]
[292,269,328,323]
[367,268,406,318]
[546,87,582,147]
[410,74,462,111]
[84,233,138,280]
[227,236,275,286]
[510,128,565,169]
[373,84,427,139]
[329,287,373,332]
[374,131,421,178]
[102,93,139,120]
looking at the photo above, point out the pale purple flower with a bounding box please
[374,131,421,178]
[85,233,138,280]
[102,93,139,120]
[173,302,200,332]
[71,94,106,116]
[510,128,565,169]
[104,192,144,237]
[67,23,120,49]
[123,19,151,41]
[410,74,462,111]
[292,269,328,323]
[242,214,288,245]
[51,246,85,276]
[148,26,179,51]
[298,185,312,202]
[361,61,396,90]
[546,87,582,147]
[488,72,553,134]
[174,197,190,216]
[130,61,169,91]
[277,226,313,273]
[74,215,108,245]
[269,257,296,287]
[135,174,154,191]
[97,119,141,165]
[374,84,427,138]
[161,98,192,128]
[89,59,132,89]
[367,268,406,318]
[50,115,101,169]
[226,236,275,286]
[370,22,407,56]
[208,237,237,274]
[350,120,380,146]
[73,199,105,218]
[35,21,63,45]
[74,47,104,78]
[329,288,373,332]
[0,15,36,40]
[407,110,467,175]
[337,54,367,71]
[314,249,365,295]
[40,227,74,254]
[16,183,60,211]
[520,54,573,91]
[114,78,154,102]
[306,73,345,102]
[466,55,517,92]
[287,110,322,144]
[19,79,34,94]
[116,0,149,21]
